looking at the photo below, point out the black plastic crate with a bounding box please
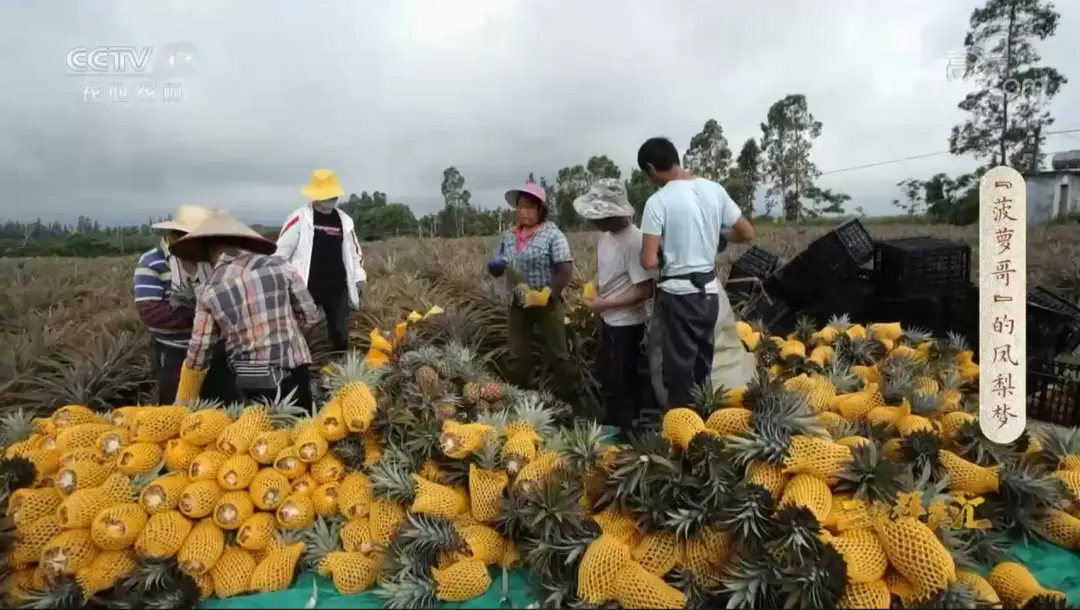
[873,237,971,297]
[867,293,949,335]
[804,219,876,279]
[1027,359,1080,426]
[736,291,796,336]
[1028,287,1080,355]
[729,246,779,281]
[943,282,979,352]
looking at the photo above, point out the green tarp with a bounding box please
[200,567,535,609]
[200,542,1080,609]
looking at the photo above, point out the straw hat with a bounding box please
[573,179,634,220]
[151,204,214,233]
[301,169,346,201]
[504,182,549,210]
[168,211,277,262]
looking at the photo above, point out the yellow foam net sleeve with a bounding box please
[175,365,209,404]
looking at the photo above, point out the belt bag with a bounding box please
[232,361,284,391]
[662,269,717,292]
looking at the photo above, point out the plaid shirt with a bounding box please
[185,251,321,372]
[494,221,573,290]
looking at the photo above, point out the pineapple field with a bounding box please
[1,224,1080,609]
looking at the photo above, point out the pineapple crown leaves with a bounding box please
[721,483,778,550]
[373,569,440,610]
[833,439,904,505]
[14,573,89,610]
[300,516,343,572]
[472,432,505,471]
[0,455,38,494]
[909,391,945,417]
[776,543,848,610]
[996,459,1068,510]
[396,344,445,374]
[826,313,852,332]
[898,430,944,478]
[719,554,782,609]
[823,359,864,394]
[768,506,826,566]
[324,350,387,395]
[792,314,817,344]
[367,449,418,504]
[130,464,166,496]
[474,410,510,436]
[249,391,308,428]
[898,326,935,346]
[932,525,981,573]
[689,378,728,419]
[388,512,466,571]
[595,431,679,507]
[549,420,609,477]
[328,435,367,473]
[952,420,1015,467]
[1031,426,1080,467]
[507,392,557,439]
[186,397,224,412]
[0,408,37,449]
[666,567,723,610]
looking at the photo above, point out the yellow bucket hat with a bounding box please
[301,169,346,201]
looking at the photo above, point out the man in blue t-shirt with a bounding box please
[637,137,756,408]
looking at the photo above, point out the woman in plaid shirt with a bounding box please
[169,212,323,410]
[487,183,579,404]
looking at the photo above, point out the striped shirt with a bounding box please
[133,247,194,348]
[186,250,321,372]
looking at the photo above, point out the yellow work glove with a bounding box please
[422,305,444,319]
[175,364,208,405]
[370,328,394,354]
[393,321,409,346]
[523,287,552,308]
[582,281,598,300]
[407,310,423,323]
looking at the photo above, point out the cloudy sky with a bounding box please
[0,0,1077,226]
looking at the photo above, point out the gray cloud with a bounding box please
[0,0,1077,225]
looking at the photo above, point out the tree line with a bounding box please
[1,0,1069,256]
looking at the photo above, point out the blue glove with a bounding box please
[488,255,506,274]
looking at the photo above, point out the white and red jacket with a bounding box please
[275,206,367,309]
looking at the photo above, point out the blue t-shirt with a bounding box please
[640,178,742,295]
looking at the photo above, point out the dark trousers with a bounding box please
[315,291,350,353]
[507,302,579,401]
[239,365,313,411]
[152,341,239,405]
[596,322,646,435]
[655,290,719,408]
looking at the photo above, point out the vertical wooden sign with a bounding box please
[978,166,1026,444]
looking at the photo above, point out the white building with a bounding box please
[1026,150,1080,225]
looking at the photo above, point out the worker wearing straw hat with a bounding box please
[574,179,654,435]
[276,169,367,354]
[487,181,580,404]
[137,204,238,405]
[170,211,323,410]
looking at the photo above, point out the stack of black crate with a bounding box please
[724,245,790,331]
[868,236,973,344]
[761,219,878,330]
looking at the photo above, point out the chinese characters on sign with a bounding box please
[979,166,1026,444]
[81,82,183,103]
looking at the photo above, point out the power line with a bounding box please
[819,127,1080,176]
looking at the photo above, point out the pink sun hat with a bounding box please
[504,182,548,209]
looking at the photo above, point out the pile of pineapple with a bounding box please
[2,308,1080,609]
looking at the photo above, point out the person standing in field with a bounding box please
[487,182,580,404]
[574,180,654,435]
[275,169,367,354]
[170,211,322,410]
[637,137,756,408]
[134,204,238,405]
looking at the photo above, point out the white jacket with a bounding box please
[275,206,367,309]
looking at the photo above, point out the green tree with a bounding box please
[893,178,926,216]
[948,0,1067,172]
[724,138,762,215]
[803,186,850,218]
[760,94,824,220]
[924,172,981,225]
[682,119,732,182]
[440,166,471,237]
[586,155,621,182]
[554,164,590,229]
[625,168,658,222]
